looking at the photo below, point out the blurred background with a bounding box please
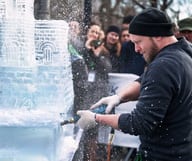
[34,0,192,32]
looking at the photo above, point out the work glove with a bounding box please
[90,95,121,114]
[77,110,97,130]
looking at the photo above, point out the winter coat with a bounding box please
[119,41,146,76]
[82,46,112,107]
[106,45,121,73]
[118,37,192,161]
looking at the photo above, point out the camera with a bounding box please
[90,40,102,48]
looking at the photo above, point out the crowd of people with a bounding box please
[68,8,192,161]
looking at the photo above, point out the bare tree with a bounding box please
[34,0,84,21]
[92,0,177,29]
[34,0,192,29]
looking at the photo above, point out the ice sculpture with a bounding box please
[34,20,74,112]
[0,0,78,160]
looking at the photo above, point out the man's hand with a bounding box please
[90,95,121,113]
[77,110,97,130]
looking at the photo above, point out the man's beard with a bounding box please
[145,39,159,64]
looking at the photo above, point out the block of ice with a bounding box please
[0,109,83,161]
[0,109,62,160]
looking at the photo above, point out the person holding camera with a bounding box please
[82,22,112,94]
[78,22,112,161]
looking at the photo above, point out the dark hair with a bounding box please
[122,15,135,24]
[121,27,129,32]
[106,25,120,35]
[83,21,101,35]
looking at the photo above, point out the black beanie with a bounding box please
[106,25,120,35]
[129,8,173,36]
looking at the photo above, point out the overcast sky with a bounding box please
[172,1,192,19]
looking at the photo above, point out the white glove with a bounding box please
[76,110,97,130]
[90,95,121,114]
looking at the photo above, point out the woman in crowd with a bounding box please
[78,22,112,161]
[82,22,112,107]
[103,25,121,73]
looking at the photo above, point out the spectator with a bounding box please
[120,27,130,43]
[82,22,112,107]
[104,25,121,73]
[178,17,192,42]
[77,8,192,161]
[122,15,135,29]
[79,22,112,161]
[121,15,135,43]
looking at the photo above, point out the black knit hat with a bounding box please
[106,25,120,35]
[129,8,173,36]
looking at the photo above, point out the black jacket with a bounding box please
[82,47,112,107]
[119,38,192,161]
[119,41,146,76]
